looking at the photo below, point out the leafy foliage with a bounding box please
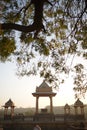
[0,0,87,97]
[0,36,16,61]
[73,64,87,98]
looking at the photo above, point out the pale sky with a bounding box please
[0,57,87,109]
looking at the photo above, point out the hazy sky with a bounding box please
[0,57,87,109]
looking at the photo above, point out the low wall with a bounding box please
[2,121,87,130]
[3,122,68,130]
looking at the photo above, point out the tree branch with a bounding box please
[0,0,52,37]
[1,23,37,33]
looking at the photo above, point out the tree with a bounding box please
[0,0,87,97]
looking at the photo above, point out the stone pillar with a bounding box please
[36,96,39,114]
[81,107,84,115]
[75,107,78,115]
[64,108,66,114]
[49,96,53,113]
[11,107,14,116]
[69,108,70,114]
[4,107,8,115]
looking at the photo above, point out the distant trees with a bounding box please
[0,0,87,97]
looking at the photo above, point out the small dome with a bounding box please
[4,99,15,107]
[64,103,70,109]
[74,99,83,107]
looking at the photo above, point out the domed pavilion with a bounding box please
[32,80,56,114]
[3,99,15,118]
[74,98,85,115]
[64,103,70,115]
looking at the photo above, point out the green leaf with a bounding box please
[0,37,16,60]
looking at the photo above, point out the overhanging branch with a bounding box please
[0,0,52,37]
[1,23,36,33]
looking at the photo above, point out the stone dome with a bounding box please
[74,99,83,107]
[4,99,15,107]
[64,103,70,109]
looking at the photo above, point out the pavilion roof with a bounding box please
[39,80,50,88]
[32,80,56,96]
[4,99,15,107]
[64,103,70,109]
[74,99,84,107]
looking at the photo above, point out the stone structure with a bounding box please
[64,103,70,115]
[74,98,85,115]
[32,80,56,114]
[3,99,15,119]
[74,98,85,120]
[0,86,86,130]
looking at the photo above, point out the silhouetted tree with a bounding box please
[0,0,87,96]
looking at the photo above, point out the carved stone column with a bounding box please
[4,107,8,115]
[75,107,78,115]
[36,96,39,114]
[81,106,84,115]
[49,96,53,113]
[11,107,14,116]
[64,108,66,115]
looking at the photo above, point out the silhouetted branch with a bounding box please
[0,0,52,37]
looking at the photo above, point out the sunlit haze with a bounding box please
[0,58,87,109]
